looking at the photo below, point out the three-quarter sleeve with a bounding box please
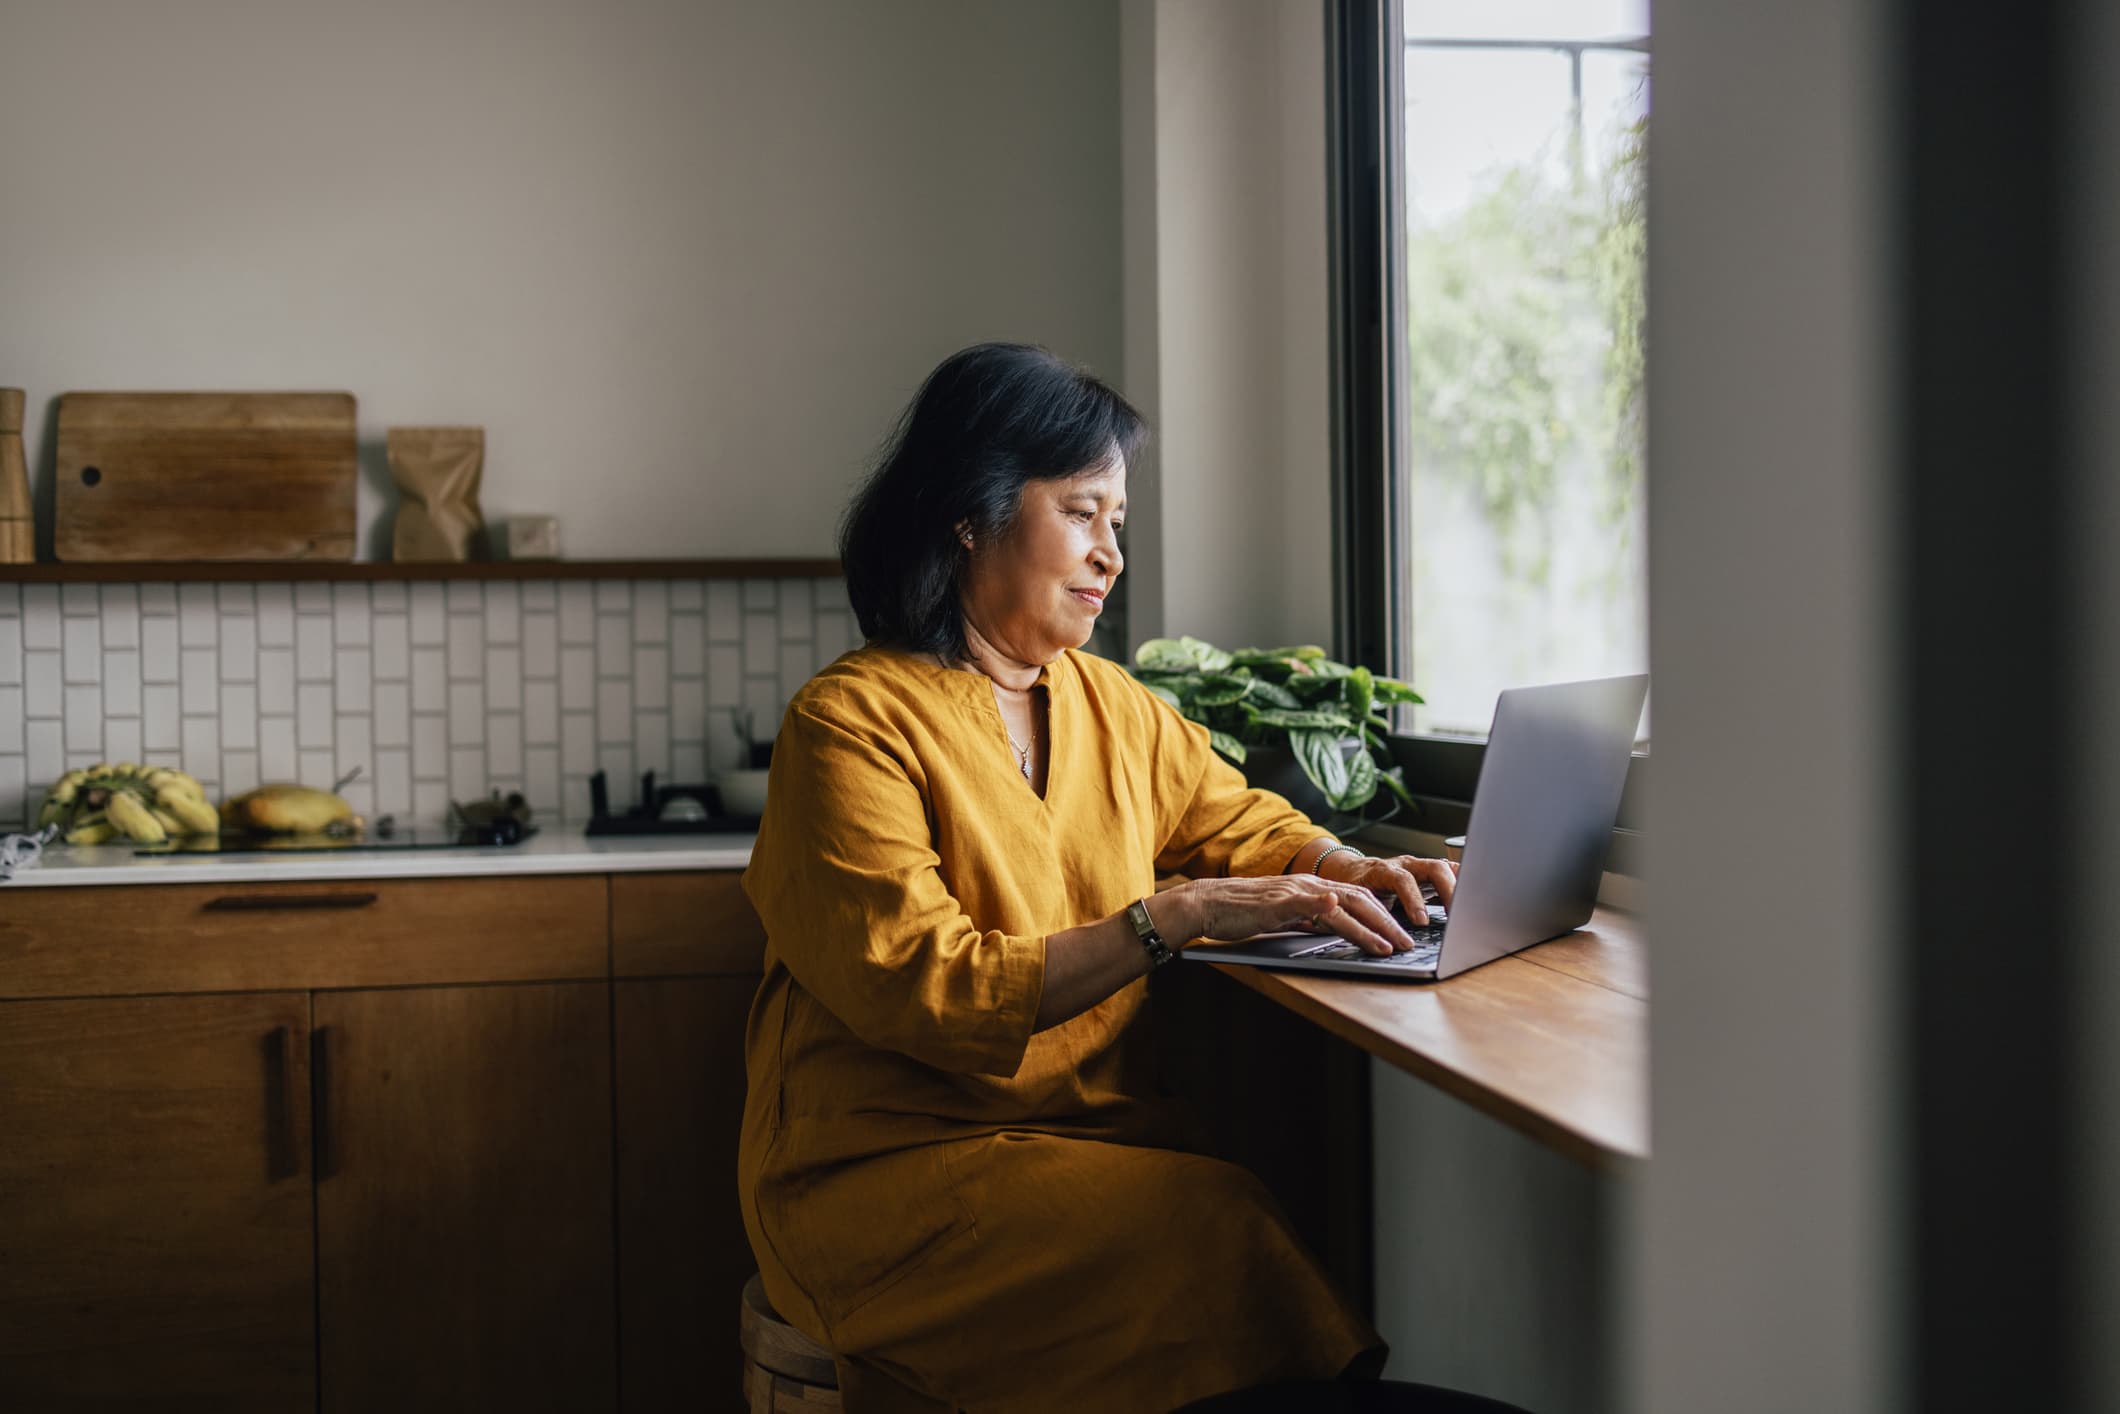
[1145,693,1328,880]
[743,703,1047,1078]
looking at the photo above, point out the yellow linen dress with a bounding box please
[739,645,1381,1413]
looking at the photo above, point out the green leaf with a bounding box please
[1329,748,1379,811]
[1133,638,1192,672]
[1144,683,1182,710]
[1230,645,1327,668]
[1178,635,1235,672]
[1191,674,1254,707]
[1371,676,1424,705]
[1347,666,1374,723]
[1291,729,1350,803]
[1288,676,1348,705]
[1247,706,1358,733]
[1375,768,1417,808]
[1208,730,1247,764]
[1248,678,1302,710]
[1306,659,1355,679]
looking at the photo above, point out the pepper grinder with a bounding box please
[0,389,30,563]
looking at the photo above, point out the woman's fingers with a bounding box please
[1408,855,1457,908]
[1321,883,1415,955]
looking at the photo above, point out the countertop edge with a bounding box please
[0,836,757,887]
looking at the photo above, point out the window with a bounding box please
[1392,2,1650,739]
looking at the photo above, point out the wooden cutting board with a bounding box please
[55,392,358,561]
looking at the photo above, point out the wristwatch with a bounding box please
[1127,898,1178,971]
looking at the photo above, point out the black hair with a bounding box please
[839,342,1148,659]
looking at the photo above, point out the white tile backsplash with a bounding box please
[100,585,139,647]
[297,684,334,750]
[181,648,218,714]
[258,649,296,715]
[179,584,218,647]
[296,615,333,680]
[373,614,410,681]
[448,683,485,745]
[142,618,178,684]
[63,616,100,681]
[25,651,61,717]
[0,575,852,830]
[411,647,446,712]
[221,614,257,682]
[105,650,141,718]
[706,582,740,642]
[64,685,101,752]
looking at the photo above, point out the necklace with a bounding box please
[1006,733,1032,781]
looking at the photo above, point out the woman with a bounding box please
[739,344,1468,1413]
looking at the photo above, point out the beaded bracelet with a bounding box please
[1312,843,1362,875]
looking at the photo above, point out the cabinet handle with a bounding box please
[206,892,380,912]
[312,1025,337,1181]
[263,1026,298,1181]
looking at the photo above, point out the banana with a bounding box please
[105,789,166,844]
[221,783,356,835]
[64,819,116,846]
[156,785,222,836]
[150,806,185,835]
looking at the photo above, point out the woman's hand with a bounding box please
[1157,874,1418,957]
[1315,850,1457,927]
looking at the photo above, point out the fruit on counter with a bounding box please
[219,783,361,836]
[35,763,219,845]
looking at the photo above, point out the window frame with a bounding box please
[1327,0,1648,849]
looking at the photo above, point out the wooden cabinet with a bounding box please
[0,992,317,1411]
[315,982,617,1412]
[610,872,767,1412]
[0,868,764,1414]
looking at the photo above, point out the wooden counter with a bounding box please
[1209,907,1647,1167]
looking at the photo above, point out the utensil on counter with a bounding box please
[55,392,357,561]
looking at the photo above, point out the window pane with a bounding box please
[1398,5,1649,739]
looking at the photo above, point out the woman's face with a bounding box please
[960,461,1127,664]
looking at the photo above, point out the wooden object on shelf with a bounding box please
[55,391,357,562]
[0,389,30,563]
[388,425,485,562]
[0,556,842,583]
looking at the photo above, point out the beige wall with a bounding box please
[0,0,1123,559]
[1121,0,1334,655]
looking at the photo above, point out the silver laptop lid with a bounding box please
[1433,675,1648,980]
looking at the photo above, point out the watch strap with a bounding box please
[1126,897,1178,970]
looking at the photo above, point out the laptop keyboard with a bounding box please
[1288,924,1446,969]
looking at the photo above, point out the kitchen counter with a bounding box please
[0,831,755,888]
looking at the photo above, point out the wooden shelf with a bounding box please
[0,559,840,584]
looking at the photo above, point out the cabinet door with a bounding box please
[0,992,315,1412]
[613,975,758,1411]
[313,982,615,1412]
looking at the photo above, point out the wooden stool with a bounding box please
[741,1273,841,1412]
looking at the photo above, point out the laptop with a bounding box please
[1189,674,1648,983]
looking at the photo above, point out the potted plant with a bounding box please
[1128,636,1421,826]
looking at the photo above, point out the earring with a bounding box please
[961,533,973,547]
